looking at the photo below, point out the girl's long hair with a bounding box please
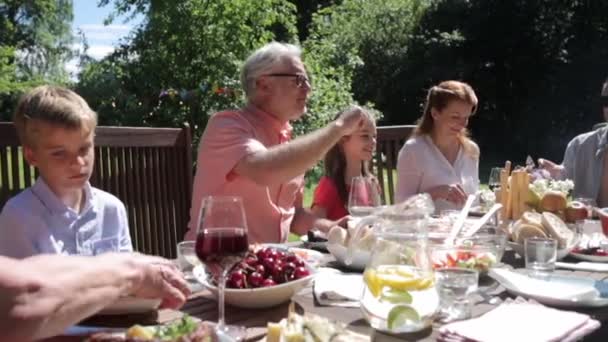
[414,80,479,157]
[324,110,377,204]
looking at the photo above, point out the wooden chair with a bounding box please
[0,122,193,258]
[374,125,416,205]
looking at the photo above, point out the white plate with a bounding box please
[193,264,315,309]
[326,243,371,271]
[569,252,608,263]
[489,269,608,308]
[507,241,573,260]
[97,297,161,315]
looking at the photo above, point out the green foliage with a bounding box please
[0,0,73,119]
[78,0,299,136]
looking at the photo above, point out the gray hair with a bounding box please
[240,42,302,100]
[602,77,608,97]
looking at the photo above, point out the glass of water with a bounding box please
[177,241,199,280]
[435,268,479,322]
[524,237,557,278]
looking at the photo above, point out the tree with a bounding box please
[0,0,74,119]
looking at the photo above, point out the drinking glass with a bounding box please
[177,241,199,281]
[348,176,382,217]
[195,196,248,339]
[524,237,557,278]
[574,197,596,220]
[487,167,502,192]
[435,268,479,322]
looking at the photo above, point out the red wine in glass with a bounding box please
[196,227,249,270]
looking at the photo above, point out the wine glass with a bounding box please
[488,167,502,192]
[195,196,248,339]
[348,176,382,217]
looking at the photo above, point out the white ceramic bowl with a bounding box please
[326,243,371,271]
[193,264,315,309]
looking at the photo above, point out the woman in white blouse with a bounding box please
[396,80,480,212]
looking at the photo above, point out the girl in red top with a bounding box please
[312,110,378,220]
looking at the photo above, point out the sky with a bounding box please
[67,1,143,76]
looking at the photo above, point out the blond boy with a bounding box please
[0,85,132,258]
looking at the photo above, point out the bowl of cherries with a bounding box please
[193,246,315,308]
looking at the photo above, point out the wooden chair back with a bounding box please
[0,122,193,258]
[374,125,416,204]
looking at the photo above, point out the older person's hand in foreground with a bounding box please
[0,252,190,342]
[126,253,191,309]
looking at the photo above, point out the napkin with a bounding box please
[313,269,364,307]
[489,268,598,301]
[438,298,600,342]
[556,261,608,272]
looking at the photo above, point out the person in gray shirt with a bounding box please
[539,78,608,206]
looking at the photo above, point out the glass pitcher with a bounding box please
[356,196,439,333]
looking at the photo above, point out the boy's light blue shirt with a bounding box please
[0,177,133,258]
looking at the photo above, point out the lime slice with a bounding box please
[387,305,420,330]
[380,289,412,304]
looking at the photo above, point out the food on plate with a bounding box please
[510,211,575,248]
[541,212,575,248]
[540,190,568,213]
[87,316,213,341]
[327,225,375,252]
[327,226,347,245]
[514,223,548,242]
[432,250,497,273]
[266,304,367,342]
[220,246,310,289]
[571,246,608,256]
[565,201,588,223]
[521,211,543,228]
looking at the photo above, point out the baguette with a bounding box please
[515,223,548,244]
[541,212,574,248]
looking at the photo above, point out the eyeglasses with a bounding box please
[264,73,311,88]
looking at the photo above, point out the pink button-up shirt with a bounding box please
[185,105,304,243]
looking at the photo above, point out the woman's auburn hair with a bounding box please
[413,80,479,158]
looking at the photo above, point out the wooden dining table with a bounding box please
[53,243,608,342]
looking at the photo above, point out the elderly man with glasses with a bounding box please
[539,78,608,205]
[185,42,365,243]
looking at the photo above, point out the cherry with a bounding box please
[255,264,266,276]
[228,270,246,289]
[248,272,264,288]
[271,264,285,283]
[262,278,276,287]
[294,266,310,279]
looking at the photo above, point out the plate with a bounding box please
[569,252,608,263]
[326,243,371,271]
[489,268,608,308]
[97,297,161,315]
[193,264,315,309]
